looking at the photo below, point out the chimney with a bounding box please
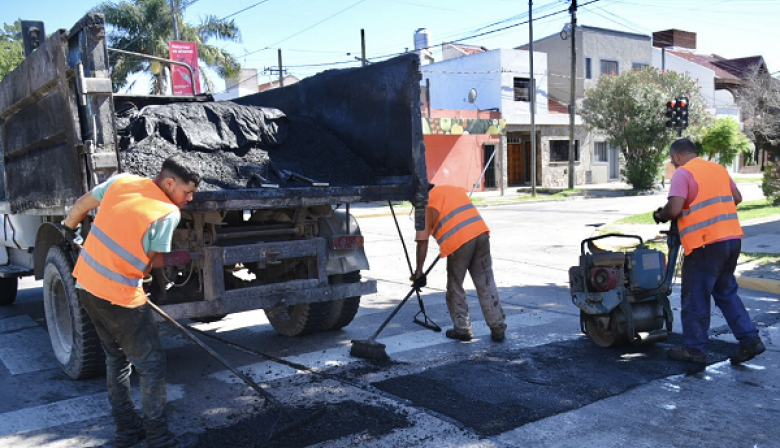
[652,29,696,50]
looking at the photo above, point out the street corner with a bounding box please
[736,260,780,295]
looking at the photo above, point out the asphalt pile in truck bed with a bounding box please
[118,102,376,191]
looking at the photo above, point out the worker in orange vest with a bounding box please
[62,155,200,448]
[654,138,764,365]
[413,184,507,342]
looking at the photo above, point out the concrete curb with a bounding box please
[735,274,780,295]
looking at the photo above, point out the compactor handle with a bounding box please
[580,233,643,255]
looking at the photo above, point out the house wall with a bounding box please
[422,49,549,119]
[424,134,502,191]
[540,125,591,187]
[525,27,651,101]
[581,28,652,95]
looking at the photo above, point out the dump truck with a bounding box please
[0,13,428,379]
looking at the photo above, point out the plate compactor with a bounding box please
[569,221,681,347]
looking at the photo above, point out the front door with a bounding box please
[508,143,525,185]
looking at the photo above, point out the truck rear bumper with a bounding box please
[157,279,377,321]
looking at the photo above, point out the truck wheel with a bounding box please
[319,272,361,331]
[265,301,331,337]
[0,277,18,306]
[43,246,105,379]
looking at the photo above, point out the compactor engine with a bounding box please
[569,223,681,347]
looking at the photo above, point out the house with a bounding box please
[520,26,654,185]
[421,47,591,189]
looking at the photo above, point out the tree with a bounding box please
[0,21,25,82]
[94,0,241,94]
[735,69,780,166]
[581,68,711,189]
[735,69,780,203]
[698,117,753,167]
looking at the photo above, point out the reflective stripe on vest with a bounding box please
[434,206,483,247]
[680,195,735,218]
[427,185,489,257]
[90,224,149,273]
[676,158,743,255]
[79,250,144,288]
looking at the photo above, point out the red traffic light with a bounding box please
[667,100,676,109]
[678,99,687,108]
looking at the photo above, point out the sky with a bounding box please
[3,0,779,94]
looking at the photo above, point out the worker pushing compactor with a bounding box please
[412,184,507,342]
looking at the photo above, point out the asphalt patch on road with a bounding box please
[192,400,412,448]
[372,334,739,436]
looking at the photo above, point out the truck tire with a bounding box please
[43,246,105,379]
[265,301,331,337]
[319,272,361,331]
[0,277,18,306]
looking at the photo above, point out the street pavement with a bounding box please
[0,180,778,448]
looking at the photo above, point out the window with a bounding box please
[585,57,592,79]
[594,141,608,163]
[632,62,649,71]
[550,140,580,163]
[514,77,531,102]
[600,60,619,76]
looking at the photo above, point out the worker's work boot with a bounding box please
[731,337,766,365]
[445,328,473,341]
[667,347,707,363]
[145,421,197,448]
[114,413,145,448]
[490,324,507,342]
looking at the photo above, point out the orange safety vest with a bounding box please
[677,158,743,255]
[73,175,178,307]
[427,185,489,257]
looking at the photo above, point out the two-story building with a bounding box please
[521,26,654,185]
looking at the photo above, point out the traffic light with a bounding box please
[677,97,689,128]
[665,99,677,128]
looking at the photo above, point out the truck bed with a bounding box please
[0,15,427,213]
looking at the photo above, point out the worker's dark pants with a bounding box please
[681,239,759,354]
[80,292,169,433]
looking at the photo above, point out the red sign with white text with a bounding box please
[168,41,200,95]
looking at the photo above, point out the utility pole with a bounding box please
[529,0,537,196]
[277,49,284,87]
[568,0,577,189]
[361,29,367,66]
[170,0,180,40]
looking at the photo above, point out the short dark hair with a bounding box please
[670,138,697,156]
[161,154,201,187]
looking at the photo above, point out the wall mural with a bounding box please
[423,118,506,135]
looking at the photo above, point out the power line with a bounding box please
[221,0,275,21]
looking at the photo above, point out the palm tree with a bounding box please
[94,0,241,94]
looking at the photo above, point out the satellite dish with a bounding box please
[467,88,478,104]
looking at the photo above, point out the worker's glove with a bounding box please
[60,221,84,248]
[410,273,427,290]
[653,207,668,224]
